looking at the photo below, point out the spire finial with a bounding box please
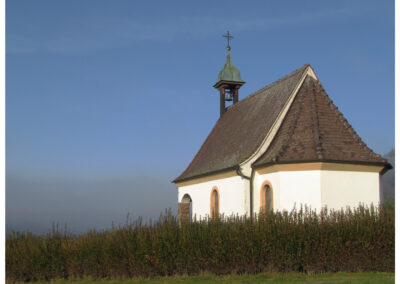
[223,31,233,52]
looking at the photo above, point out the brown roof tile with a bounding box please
[253,76,388,167]
[174,64,309,182]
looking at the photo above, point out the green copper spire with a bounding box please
[214,31,245,116]
[215,31,244,86]
[216,51,244,83]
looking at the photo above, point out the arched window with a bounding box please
[260,182,273,212]
[180,194,192,222]
[210,187,219,218]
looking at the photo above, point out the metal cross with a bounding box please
[223,31,234,50]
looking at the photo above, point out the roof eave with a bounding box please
[172,165,239,184]
[380,162,393,175]
[213,80,245,89]
[252,159,391,171]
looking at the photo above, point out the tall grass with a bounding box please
[6,203,394,282]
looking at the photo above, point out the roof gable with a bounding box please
[174,64,309,183]
[253,76,388,167]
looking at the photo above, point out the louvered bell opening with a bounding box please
[225,89,233,101]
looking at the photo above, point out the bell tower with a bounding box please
[213,31,245,117]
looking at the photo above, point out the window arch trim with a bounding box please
[181,194,192,203]
[260,181,273,212]
[210,186,220,218]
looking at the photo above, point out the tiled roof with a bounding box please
[174,64,309,182]
[253,76,388,167]
[174,64,389,183]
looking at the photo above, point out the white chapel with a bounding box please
[173,34,391,221]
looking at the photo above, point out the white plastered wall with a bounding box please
[321,170,380,210]
[178,175,247,219]
[254,170,322,213]
[255,164,382,213]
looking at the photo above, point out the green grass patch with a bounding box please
[14,272,394,284]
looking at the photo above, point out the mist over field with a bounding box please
[6,173,178,234]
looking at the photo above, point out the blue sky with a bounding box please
[6,0,394,233]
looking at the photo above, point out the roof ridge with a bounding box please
[226,64,310,112]
[272,77,307,162]
[310,79,324,159]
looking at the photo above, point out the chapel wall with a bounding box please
[177,175,247,220]
[254,170,322,213]
[320,170,381,210]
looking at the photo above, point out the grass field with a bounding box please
[23,272,394,284]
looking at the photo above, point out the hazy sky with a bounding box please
[6,0,394,234]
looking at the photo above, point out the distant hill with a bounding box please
[380,149,395,203]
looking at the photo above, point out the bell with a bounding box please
[225,91,233,101]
